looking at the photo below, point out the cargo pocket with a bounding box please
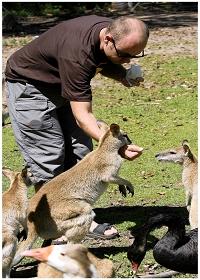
[15,99,53,131]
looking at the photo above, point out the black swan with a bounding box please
[127,213,198,275]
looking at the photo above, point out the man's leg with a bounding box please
[56,105,93,170]
[5,81,66,186]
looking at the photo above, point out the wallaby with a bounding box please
[12,120,134,266]
[2,168,33,278]
[2,77,9,126]
[155,140,198,229]
[22,244,115,278]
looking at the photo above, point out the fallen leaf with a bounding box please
[157,192,166,195]
[141,200,149,205]
[162,183,172,188]
[177,181,184,186]
[139,172,155,179]
[175,123,184,126]
[146,173,155,178]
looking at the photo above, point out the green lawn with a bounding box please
[2,44,197,278]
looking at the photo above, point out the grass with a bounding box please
[2,33,197,278]
[2,36,34,48]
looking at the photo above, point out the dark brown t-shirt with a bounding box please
[5,15,113,101]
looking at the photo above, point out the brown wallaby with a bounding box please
[12,120,134,266]
[2,168,32,278]
[155,140,198,229]
[22,244,115,278]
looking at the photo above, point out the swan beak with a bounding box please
[21,245,54,262]
[131,261,139,275]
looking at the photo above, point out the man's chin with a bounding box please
[110,59,124,65]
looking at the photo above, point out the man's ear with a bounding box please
[104,34,112,45]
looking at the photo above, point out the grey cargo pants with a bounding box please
[5,80,93,185]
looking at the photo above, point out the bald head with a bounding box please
[106,16,149,43]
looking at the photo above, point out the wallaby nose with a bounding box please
[124,134,132,145]
[155,153,159,158]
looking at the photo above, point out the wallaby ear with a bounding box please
[97,120,109,131]
[182,140,190,155]
[110,123,120,136]
[182,139,189,146]
[2,167,13,179]
[21,168,28,178]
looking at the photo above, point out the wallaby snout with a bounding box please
[155,146,185,164]
[97,120,132,145]
[122,133,132,145]
[155,140,192,164]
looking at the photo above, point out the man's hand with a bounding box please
[119,144,143,161]
[119,77,144,87]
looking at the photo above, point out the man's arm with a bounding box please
[100,62,144,87]
[100,62,126,80]
[70,100,143,160]
[70,100,101,142]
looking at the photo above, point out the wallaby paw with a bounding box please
[126,185,134,196]
[17,229,27,242]
[119,185,134,197]
[119,185,127,197]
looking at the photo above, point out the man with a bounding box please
[4,15,149,241]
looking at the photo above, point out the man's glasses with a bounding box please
[112,38,144,58]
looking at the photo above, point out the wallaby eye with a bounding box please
[60,253,65,256]
[170,151,176,155]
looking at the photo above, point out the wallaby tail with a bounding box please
[12,229,37,267]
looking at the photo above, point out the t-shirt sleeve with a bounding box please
[58,58,94,102]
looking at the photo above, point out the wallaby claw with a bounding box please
[119,185,134,197]
[126,185,134,196]
[119,185,127,197]
[17,229,27,242]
